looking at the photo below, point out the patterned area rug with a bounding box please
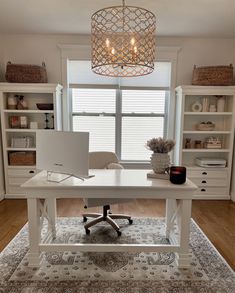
[0,217,234,293]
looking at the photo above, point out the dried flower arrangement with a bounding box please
[146,137,175,153]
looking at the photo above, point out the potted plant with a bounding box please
[146,137,175,174]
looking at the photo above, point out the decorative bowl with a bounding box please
[36,103,53,110]
[196,122,215,131]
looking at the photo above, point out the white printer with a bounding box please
[195,157,226,168]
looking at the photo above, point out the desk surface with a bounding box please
[22,170,197,199]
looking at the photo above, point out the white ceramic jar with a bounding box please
[7,94,17,109]
[217,96,225,112]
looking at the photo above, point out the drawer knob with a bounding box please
[201,188,206,192]
[201,180,207,184]
[202,172,207,175]
[29,170,35,174]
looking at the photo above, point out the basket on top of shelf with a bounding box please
[5,61,48,83]
[196,122,215,131]
[8,151,36,166]
[192,64,233,86]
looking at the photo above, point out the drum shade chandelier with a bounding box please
[91,0,156,77]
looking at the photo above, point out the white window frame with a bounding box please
[58,44,181,167]
[70,85,169,162]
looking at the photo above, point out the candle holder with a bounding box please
[44,113,50,129]
[169,166,186,184]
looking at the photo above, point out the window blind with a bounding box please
[69,60,171,88]
[69,60,171,162]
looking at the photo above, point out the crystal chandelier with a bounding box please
[91,0,156,77]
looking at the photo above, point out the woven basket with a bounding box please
[192,64,233,86]
[5,61,48,83]
[9,151,36,166]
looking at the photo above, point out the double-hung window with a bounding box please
[69,61,171,162]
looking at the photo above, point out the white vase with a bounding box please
[150,153,170,174]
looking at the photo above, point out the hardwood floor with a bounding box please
[0,199,235,270]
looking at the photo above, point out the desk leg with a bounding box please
[166,199,176,240]
[46,198,57,239]
[27,198,41,267]
[176,199,192,268]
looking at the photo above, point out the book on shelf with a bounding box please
[204,143,222,149]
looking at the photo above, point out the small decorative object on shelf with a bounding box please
[196,121,215,131]
[169,166,186,184]
[204,137,222,149]
[202,97,209,112]
[209,104,216,112]
[36,103,53,110]
[19,116,28,128]
[16,95,28,110]
[146,137,175,174]
[51,114,54,129]
[9,116,20,128]
[216,96,225,112]
[7,94,17,109]
[185,138,192,149]
[44,113,50,129]
[30,121,38,129]
[191,101,202,112]
[194,140,202,149]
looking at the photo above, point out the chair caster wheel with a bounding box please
[128,219,133,225]
[83,217,87,222]
[85,228,90,235]
[117,230,122,236]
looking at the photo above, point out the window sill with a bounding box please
[120,161,151,169]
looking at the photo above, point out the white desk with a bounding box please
[22,169,197,268]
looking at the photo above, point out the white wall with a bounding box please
[1,34,235,85]
[0,34,235,200]
[0,34,90,83]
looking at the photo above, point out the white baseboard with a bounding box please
[4,194,25,199]
[0,192,4,201]
[193,194,230,200]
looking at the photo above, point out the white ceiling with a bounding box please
[0,0,235,37]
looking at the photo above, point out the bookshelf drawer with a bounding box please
[187,169,227,178]
[7,168,38,178]
[196,187,227,195]
[190,177,227,187]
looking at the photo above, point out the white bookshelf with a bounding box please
[0,83,62,198]
[174,85,235,200]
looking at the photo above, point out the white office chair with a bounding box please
[83,151,133,236]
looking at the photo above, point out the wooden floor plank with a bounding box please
[0,199,234,270]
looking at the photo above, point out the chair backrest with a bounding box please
[89,151,119,169]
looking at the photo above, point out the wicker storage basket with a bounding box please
[5,62,48,83]
[9,151,36,166]
[192,64,233,86]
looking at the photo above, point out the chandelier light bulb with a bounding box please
[130,37,135,46]
[106,38,110,48]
